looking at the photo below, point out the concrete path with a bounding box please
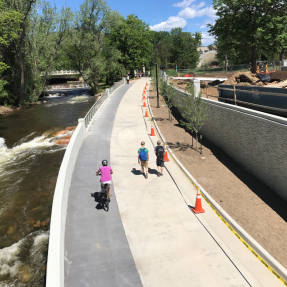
[64,82,142,287]
[110,78,281,287]
[64,78,281,287]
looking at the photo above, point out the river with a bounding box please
[0,88,95,286]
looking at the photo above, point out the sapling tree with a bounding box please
[161,80,178,122]
[180,83,209,151]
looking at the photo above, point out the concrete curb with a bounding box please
[146,90,287,283]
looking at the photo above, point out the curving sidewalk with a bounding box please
[110,78,282,287]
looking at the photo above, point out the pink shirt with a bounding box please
[98,166,112,182]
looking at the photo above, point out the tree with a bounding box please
[151,31,171,69]
[207,44,216,51]
[109,14,153,78]
[27,1,74,100]
[1,0,72,105]
[169,28,201,68]
[180,83,209,151]
[0,0,22,105]
[208,0,287,73]
[160,80,178,122]
[64,0,122,95]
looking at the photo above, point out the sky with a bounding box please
[57,0,217,45]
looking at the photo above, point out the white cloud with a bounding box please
[196,23,200,25]
[201,32,214,45]
[172,0,196,8]
[200,24,206,28]
[150,16,187,31]
[197,2,205,8]
[178,5,217,19]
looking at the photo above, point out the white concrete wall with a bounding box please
[200,100,287,201]
[171,85,287,201]
[46,119,85,287]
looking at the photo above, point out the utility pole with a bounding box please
[155,63,159,108]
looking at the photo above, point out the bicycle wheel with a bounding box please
[103,199,109,212]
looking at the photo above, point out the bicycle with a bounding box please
[99,183,110,212]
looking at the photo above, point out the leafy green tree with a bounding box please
[109,14,153,78]
[27,1,74,100]
[180,83,209,150]
[208,0,287,73]
[0,0,22,105]
[160,81,178,122]
[207,44,216,51]
[1,0,72,105]
[151,31,171,69]
[169,28,201,68]
[64,0,122,94]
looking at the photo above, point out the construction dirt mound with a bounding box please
[223,71,265,86]
[269,71,287,82]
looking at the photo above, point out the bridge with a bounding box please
[46,77,286,286]
[48,70,80,79]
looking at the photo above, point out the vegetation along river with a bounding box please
[0,88,95,286]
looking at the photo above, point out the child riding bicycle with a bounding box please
[96,160,113,198]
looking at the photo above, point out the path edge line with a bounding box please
[146,89,287,286]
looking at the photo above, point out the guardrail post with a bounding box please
[78,118,85,130]
[193,79,200,98]
[106,88,110,97]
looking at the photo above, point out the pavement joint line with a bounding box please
[145,85,287,286]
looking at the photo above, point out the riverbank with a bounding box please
[0,105,16,115]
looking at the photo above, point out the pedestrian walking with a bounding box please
[138,141,149,178]
[154,140,165,176]
[127,74,129,84]
[140,72,142,78]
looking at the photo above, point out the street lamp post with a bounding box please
[154,63,159,108]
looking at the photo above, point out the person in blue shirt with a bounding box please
[138,141,149,179]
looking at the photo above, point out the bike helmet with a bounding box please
[102,160,108,166]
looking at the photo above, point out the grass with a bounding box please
[98,82,113,93]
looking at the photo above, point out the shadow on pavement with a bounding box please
[91,192,104,210]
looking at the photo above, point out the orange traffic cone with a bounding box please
[164,145,169,162]
[143,90,146,94]
[145,86,147,90]
[145,109,148,118]
[146,82,148,86]
[143,101,146,107]
[143,94,146,100]
[150,123,155,136]
[192,186,205,214]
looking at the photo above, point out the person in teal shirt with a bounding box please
[138,141,149,178]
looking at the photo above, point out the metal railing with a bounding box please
[84,78,125,129]
[50,70,79,75]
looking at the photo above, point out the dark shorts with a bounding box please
[156,157,165,167]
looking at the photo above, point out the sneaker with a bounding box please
[157,173,160,177]
[145,173,148,179]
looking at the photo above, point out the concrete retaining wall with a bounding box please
[171,84,287,202]
[200,100,287,201]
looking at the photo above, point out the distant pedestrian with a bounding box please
[154,140,165,176]
[138,141,149,178]
[127,74,129,84]
[140,72,142,78]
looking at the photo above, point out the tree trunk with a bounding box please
[279,49,286,61]
[251,45,257,73]
[130,68,135,79]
